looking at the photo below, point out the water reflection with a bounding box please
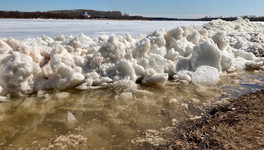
[0,71,263,149]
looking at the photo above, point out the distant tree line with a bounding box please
[0,10,264,21]
[0,10,181,20]
[0,10,147,20]
[200,15,264,22]
[0,10,183,20]
[0,11,87,19]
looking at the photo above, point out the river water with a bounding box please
[0,71,263,150]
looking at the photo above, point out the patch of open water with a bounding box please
[0,71,263,150]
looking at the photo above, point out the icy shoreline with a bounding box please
[0,18,263,97]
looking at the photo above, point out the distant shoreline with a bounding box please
[1,9,264,21]
[1,17,264,22]
[0,18,208,22]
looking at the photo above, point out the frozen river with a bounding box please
[0,19,207,40]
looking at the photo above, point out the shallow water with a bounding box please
[0,71,263,150]
[0,85,217,149]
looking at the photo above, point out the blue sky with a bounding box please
[0,0,264,18]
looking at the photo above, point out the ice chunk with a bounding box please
[192,66,220,86]
[132,39,150,57]
[117,59,137,81]
[6,38,30,54]
[147,29,166,47]
[133,64,145,77]
[142,70,168,85]
[212,32,229,51]
[149,44,167,57]
[175,56,192,72]
[0,51,38,95]
[221,51,234,71]
[165,27,186,41]
[169,98,178,104]
[232,49,256,60]
[54,35,65,42]
[56,92,70,99]
[187,31,201,44]
[191,41,222,71]
[165,48,179,61]
[67,111,77,123]
[99,36,126,62]
[120,92,133,100]
[142,74,168,85]
[0,40,12,54]
[245,61,264,70]
[108,79,137,93]
[167,38,194,56]
[175,71,192,83]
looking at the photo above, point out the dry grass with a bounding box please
[155,89,264,150]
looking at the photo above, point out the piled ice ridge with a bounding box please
[0,18,263,96]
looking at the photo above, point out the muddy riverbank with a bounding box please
[154,89,264,150]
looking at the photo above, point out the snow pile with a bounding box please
[0,18,263,97]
